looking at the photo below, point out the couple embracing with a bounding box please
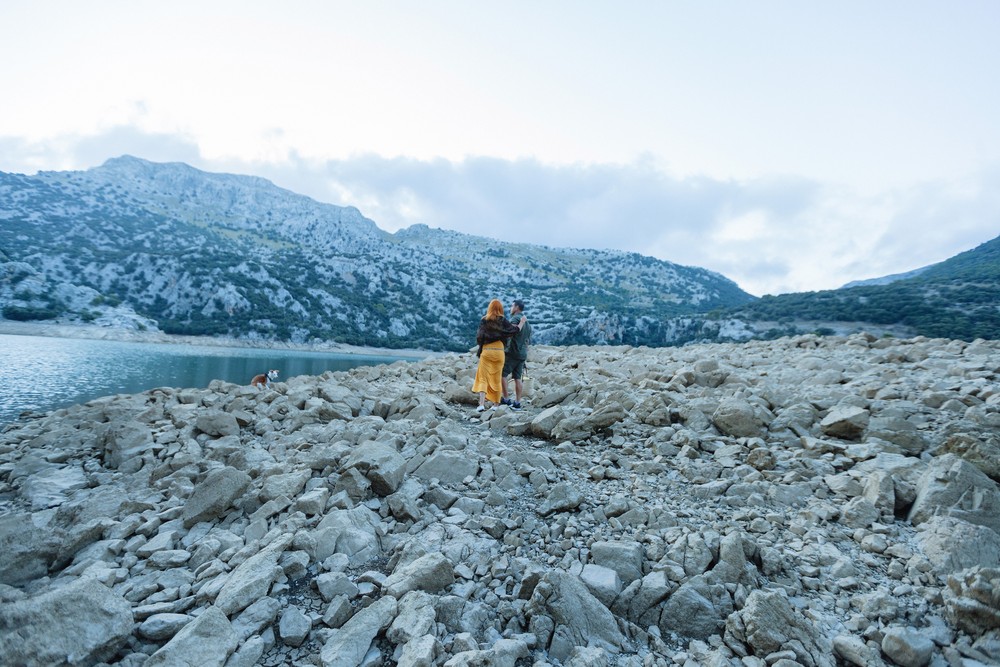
[472,299,531,412]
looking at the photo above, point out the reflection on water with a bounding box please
[0,334,412,426]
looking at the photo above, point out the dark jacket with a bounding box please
[476,317,519,352]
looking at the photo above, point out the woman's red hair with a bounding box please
[486,299,504,320]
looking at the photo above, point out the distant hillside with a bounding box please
[0,156,754,350]
[716,234,1000,341]
[840,265,930,289]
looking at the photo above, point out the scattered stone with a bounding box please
[2,334,999,666]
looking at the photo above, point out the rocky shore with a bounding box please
[1,333,999,666]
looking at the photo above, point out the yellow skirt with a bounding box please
[472,341,505,403]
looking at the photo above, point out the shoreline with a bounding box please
[0,321,439,360]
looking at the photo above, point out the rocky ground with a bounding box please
[1,333,1000,667]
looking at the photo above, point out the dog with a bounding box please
[250,369,279,389]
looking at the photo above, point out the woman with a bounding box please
[472,299,527,411]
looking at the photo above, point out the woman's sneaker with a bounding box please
[476,405,486,412]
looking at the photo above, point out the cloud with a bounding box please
[2,126,999,297]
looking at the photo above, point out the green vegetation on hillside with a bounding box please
[719,235,1000,341]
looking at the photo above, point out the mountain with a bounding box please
[714,234,1000,341]
[840,265,931,289]
[0,156,754,350]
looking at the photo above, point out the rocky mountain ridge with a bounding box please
[2,333,1000,666]
[0,156,752,350]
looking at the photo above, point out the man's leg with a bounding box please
[513,377,523,402]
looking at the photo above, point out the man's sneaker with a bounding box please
[511,401,522,410]
[500,396,512,406]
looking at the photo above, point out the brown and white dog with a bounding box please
[250,369,279,389]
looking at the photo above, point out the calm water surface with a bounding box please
[0,334,414,426]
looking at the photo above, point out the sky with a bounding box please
[2,1,999,296]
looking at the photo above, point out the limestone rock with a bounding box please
[712,398,763,438]
[909,454,1000,535]
[725,589,833,667]
[412,450,479,485]
[659,574,732,640]
[101,421,153,471]
[943,567,1000,637]
[0,578,133,666]
[195,410,241,437]
[214,534,293,614]
[939,432,1000,482]
[182,466,251,527]
[820,405,869,441]
[145,605,238,667]
[387,591,436,645]
[526,570,624,660]
[590,540,644,585]
[279,605,312,647]
[538,482,584,516]
[0,513,60,586]
[881,625,934,667]
[917,516,1000,575]
[138,612,193,640]
[314,505,383,565]
[579,564,621,607]
[384,552,455,598]
[320,595,398,667]
[343,440,407,496]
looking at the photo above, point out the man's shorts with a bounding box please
[503,357,526,380]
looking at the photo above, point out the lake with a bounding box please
[0,333,415,426]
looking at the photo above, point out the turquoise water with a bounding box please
[0,334,412,426]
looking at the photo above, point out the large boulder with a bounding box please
[195,410,241,437]
[214,534,293,615]
[0,513,60,586]
[538,482,584,516]
[590,540,644,586]
[724,589,833,667]
[659,574,732,640]
[881,626,935,667]
[0,578,134,666]
[314,506,383,565]
[712,398,764,438]
[183,466,252,528]
[938,432,1000,482]
[412,451,479,485]
[943,567,1000,637]
[820,405,869,441]
[343,440,407,496]
[908,454,1000,535]
[916,516,1000,575]
[101,420,153,471]
[383,552,455,599]
[320,595,398,667]
[526,570,625,662]
[145,605,238,667]
[867,415,928,455]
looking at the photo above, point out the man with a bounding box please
[500,299,531,410]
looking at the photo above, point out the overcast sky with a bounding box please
[2,1,999,296]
